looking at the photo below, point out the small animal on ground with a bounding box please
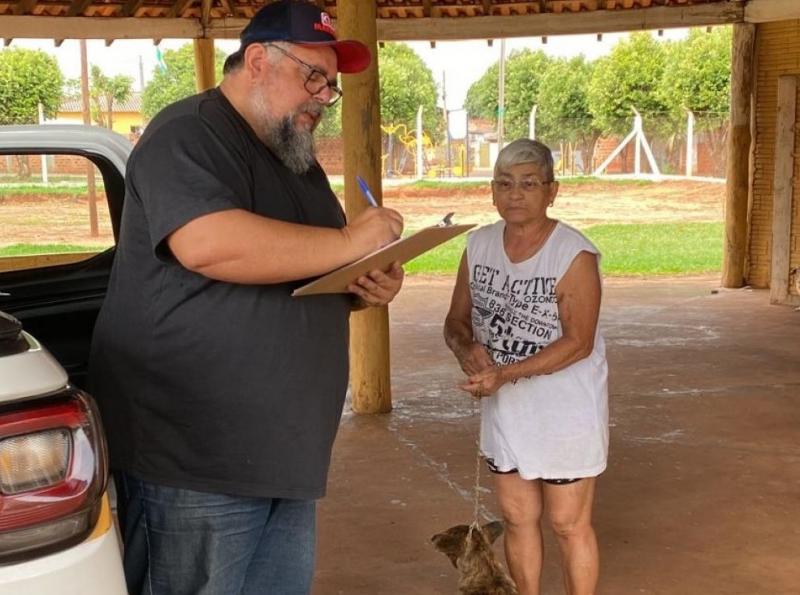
[431,520,519,595]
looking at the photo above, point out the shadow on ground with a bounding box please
[314,275,800,595]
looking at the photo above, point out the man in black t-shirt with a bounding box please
[89,2,403,594]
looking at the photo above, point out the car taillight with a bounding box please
[0,388,108,562]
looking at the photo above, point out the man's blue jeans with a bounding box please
[114,472,317,595]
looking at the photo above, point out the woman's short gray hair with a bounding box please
[494,139,555,181]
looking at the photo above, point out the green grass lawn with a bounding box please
[404,222,723,277]
[0,243,101,257]
[0,183,106,197]
[584,222,723,275]
[1,222,723,278]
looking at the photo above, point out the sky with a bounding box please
[7,28,693,113]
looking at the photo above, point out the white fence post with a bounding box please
[38,103,48,185]
[529,104,538,140]
[686,110,695,177]
[593,108,660,178]
[635,108,661,178]
[634,111,642,175]
[416,105,424,180]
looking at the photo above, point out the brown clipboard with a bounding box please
[292,222,475,297]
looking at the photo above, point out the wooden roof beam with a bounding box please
[376,3,744,41]
[201,0,212,27]
[744,0,800,22]
[66,0,96,17]
[0,16,203,39]
[0,2,751,43]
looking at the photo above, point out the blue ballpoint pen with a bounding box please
[356,175,379,207]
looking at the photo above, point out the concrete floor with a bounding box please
[313,275,800,595]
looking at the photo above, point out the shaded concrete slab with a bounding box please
[314,275,800,595]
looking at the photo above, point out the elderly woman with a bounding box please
[444,139,608,595]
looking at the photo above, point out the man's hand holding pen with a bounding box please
[340,208,404,306]
[343,206,403,252]
[343,175,403,251]
[344,175,405,307]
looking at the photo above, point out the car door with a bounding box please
[0,125,130,390]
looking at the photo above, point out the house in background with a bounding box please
[55,92,145,142]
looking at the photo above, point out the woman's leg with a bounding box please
[543,477,599,595]
[494,473,544,595]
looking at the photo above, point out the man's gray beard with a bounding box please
[265,117,316,174]
[253,93,322,175]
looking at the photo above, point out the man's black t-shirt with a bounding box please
[89,88,352,499]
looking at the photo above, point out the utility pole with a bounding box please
[465,110,470,178]
[138,55,145,92]
[497,39,506,155]
[443,70,451,176]
[80,40,99,237]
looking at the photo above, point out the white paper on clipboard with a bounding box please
[292,222,475,297]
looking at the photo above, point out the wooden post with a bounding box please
[338,0,392,414]
[193,38,216,92]
[769,75,797,304]
[722,23,755,287]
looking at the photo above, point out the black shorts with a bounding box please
[486,458,583,485]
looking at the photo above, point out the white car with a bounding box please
[0,125,130,594]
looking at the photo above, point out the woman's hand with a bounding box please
[455,342,495,376]
[459,365,511,399]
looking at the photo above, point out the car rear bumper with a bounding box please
[0,496,127,595]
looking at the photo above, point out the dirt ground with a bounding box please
[0,192,114,248]
[381,179,725,230]
[0,179,725,249]
[313,275,800,595]
[6,179,794,593]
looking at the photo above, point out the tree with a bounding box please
[0,48,63,125]
[587,33,669,135]
[464,49,551,141]
[660,27,731,118]
[659,27,732,176]
[142,43,226,119]
[537,56,600,173]
[89,65,133,130]
[378,43,441,138]
[376,43,441,175]
[0,48,64,178]
[314,44,441,143]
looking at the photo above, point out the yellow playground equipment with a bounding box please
[381,123,433,177]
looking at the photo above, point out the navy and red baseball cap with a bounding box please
[236,0,371,74]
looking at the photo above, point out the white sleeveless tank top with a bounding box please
[467,220,609,479]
